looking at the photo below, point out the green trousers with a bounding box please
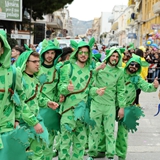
[29,138,46,160]
[43,130,55,160]
[116,123,128,159]
[88,102,116,158]
[58,120,87,160]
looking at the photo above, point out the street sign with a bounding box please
[0,0,22,21]
[11,34,30,39]
[151,24,160,30]
[127,33,137,39]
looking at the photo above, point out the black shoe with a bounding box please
[92,152,105,158]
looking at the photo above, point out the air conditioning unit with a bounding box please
[153,1,160,14]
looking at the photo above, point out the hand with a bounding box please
[118,108,124,120]
[48,101,59,110]
[68,80,74,92]
[96,62,106,71]
[96,87,106,96]
[153,77,159,88]
[34,123,43,134]
[59,94,65,102]
[14,121,19,128]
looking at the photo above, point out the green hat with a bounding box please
[15,44,34,72]
[40,39,62,65]
[128,43,135,50]
[70,37,95,66]
[92,53,101,62]
[103,47,122,67]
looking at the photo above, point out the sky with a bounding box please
[67,0,128,21]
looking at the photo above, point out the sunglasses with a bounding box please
[129,62,140,68]
[78,51,88,55]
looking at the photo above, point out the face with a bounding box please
[77,47,89,63]
[26,55,40,75]
[44,50,56,65]
[109,52,119,66]
[11,48,20,59]
[127,61,140,73]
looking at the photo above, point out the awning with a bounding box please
[111,22,118,30]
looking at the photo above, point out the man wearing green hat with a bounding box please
[0,30,33,159]
[58,38,105,160]
[116,56,159,160]
[15,46,59,160]
[39,39,62,159]
[87,47,126,160]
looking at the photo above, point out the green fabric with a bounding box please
[15,46,33,73]
[70,37,95,68]
[0,127,33,160]
[0,30,11,68]
[88,101,116,158]
[10,65,21,106]
[128,43,135,50]
[119,106,145,132]
[92,53,101,62]
[103,47,122,67]
[58,121,87,160]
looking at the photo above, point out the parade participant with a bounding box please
[58,38,104,160]
[16,46,59,160]
[116,56,159,160]
[11,46,24,64]
[39,39,62,159]
[87,47,126,160]
[53,46,73,157]
[0,30,33,160]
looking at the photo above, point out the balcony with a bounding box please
[108,15,114,23]
[46,17,63,29]
[153,1,160,14]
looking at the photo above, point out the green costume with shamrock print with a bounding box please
[0,30,33,160]
[116,56,157,160]
[16,47,51,160]
[58,38,96,160]
[88,48,126,159]
[39,39,62,159]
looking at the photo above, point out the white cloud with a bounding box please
[68,0,128,21]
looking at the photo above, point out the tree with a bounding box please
[0,0,74,37]
[23,0,74,21]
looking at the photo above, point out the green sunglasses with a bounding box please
[78,51,89,55]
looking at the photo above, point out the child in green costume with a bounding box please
[0,30,33,160]
[15,47,59,160]
[87,47,126,160]
[58,38,105,160]
[116,57,159,160]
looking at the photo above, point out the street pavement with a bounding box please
[53,86,160,160]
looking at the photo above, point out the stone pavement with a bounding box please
[53,87,160,160]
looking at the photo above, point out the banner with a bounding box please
[0,0,22,21]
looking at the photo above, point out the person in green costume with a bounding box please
[58,38,105,160]
[39,39,62,160]
[15,47,59,160]
[116,56,159,160]
[0,30,34,160]
[87,47,126,160]
[53,46,73,157]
